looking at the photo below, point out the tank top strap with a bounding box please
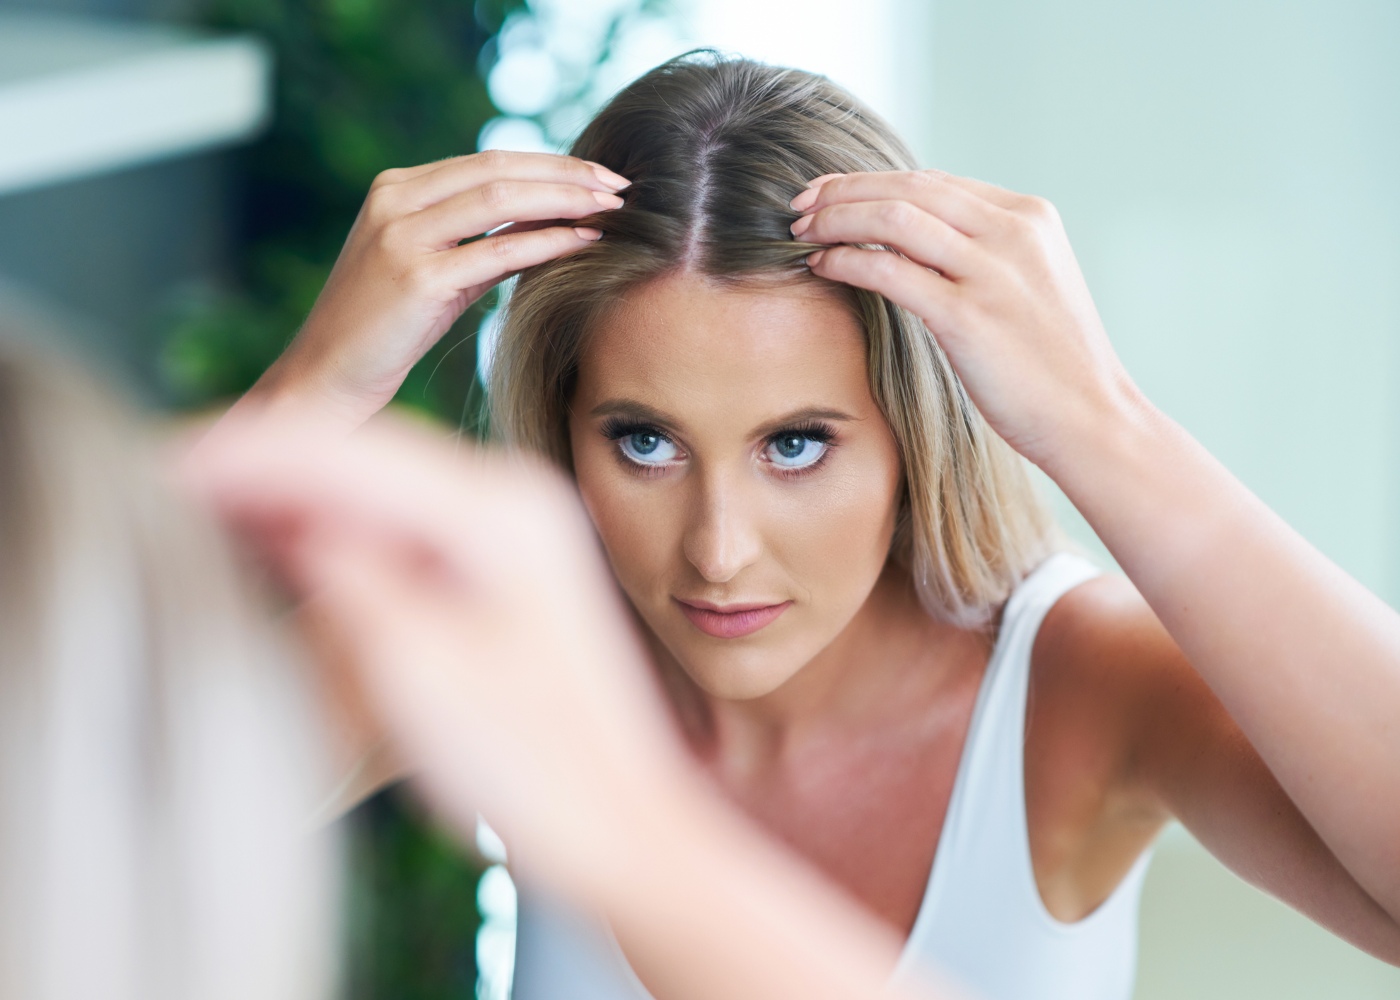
[935,550,1103,855]
[898,552,1151,1000]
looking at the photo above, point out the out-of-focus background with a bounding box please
[2,0,1396,997]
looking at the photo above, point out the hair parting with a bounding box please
[489,51,1058,627]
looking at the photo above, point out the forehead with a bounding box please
[575,271,869,417]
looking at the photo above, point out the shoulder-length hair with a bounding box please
[490,52,1057,628]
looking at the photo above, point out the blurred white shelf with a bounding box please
[0,12,270,196]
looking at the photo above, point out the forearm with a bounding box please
[583,780,965,1000]
[1044,396,1400,918]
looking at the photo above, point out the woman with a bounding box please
[230,53,1400,999]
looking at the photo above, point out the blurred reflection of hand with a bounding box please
[184,416,687,898]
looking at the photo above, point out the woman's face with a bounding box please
[569,271,904,701]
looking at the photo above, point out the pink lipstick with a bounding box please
[674,598,792,639]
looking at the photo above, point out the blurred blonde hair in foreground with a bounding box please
[0,329,339,1000]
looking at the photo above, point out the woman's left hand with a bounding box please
[791,170,1140,473]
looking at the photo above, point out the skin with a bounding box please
[568,272,989,932]
[225,149,1400,966]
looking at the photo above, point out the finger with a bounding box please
[186,414,577,582]
[385,150,629,211]
[920,168,1023,210]
[404,180,622,247]
[807,245,963,332]
[793,171,1004,238]
[791,200,981,279]
[189,419,486,546]
[803,172,847,189]
[435,224,605,301]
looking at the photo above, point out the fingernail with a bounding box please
[574,227,604,241]
[806,172,845,189]
[789,213,813,236]
[789,188,818,212]
[592,190,625,209]
[588,162,632,191]
[806,249,826,267]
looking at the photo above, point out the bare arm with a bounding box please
[1055,382,1400,942]
[796,169,1400,941]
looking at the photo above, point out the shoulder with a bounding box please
[1032,570,1192,704]
[1028,569,1232,796]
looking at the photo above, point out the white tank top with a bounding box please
[512,553,1152,1000]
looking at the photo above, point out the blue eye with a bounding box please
[618,430,680,465]
[765,433,827,469]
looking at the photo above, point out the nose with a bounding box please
[681,470,763,585]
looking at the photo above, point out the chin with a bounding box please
[656,627,813,701]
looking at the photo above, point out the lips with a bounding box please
[674,598,792,639]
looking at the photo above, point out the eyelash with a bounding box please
[599,418,838,479]
[600,418,677,478]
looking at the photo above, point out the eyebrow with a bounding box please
[587,398,859,437]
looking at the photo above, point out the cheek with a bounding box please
[770,453,902,596]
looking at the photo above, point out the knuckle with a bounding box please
[370,167,406,190]
[813,175,848,207]
[364,183,402,223]
[374,215,412,256]
[486,231,523,264]
[1020,194,1061,227]
[907,171,940,197]
[478,179,515,211]
[999,207,1037,240]
[564,154,595,178]
[473,148,508,172]
[865,249,900,281]
[876,199,918,230]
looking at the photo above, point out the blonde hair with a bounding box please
[0,334,338,1000]
[490,53,1056,627]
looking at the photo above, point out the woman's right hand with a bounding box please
[248,151,629,427]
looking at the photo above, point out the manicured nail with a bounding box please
[789,213,813,236]
[592,190,625,209]
[806,172,845,188]
[574,227,604,241]
[806,249,826,267]
[588,162,632,190]
[789,187,818,212]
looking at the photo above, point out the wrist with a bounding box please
[241,338,392,432]
[1035,368,1165,485]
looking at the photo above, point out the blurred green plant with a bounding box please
[345,789,487,1000]
[163,0,528,433]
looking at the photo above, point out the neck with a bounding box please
[649,563,991,775]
